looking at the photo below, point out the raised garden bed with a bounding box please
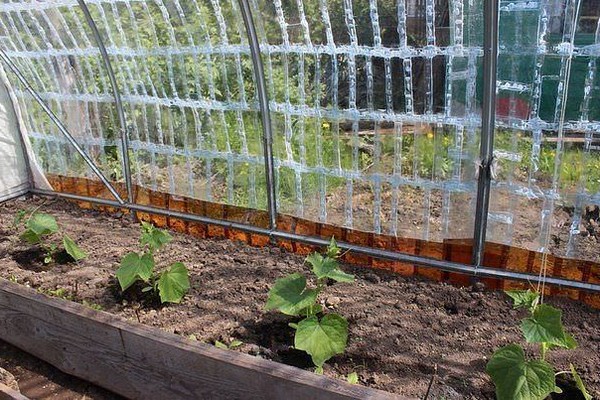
[0,197,599,399]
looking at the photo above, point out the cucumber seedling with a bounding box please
[15,210,86,264]
[115,221,190,304]
[265,238,354,373]
[486,289,591,400]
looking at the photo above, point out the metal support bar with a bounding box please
[237,0,278,230]
[30,187,600,294]
[0,49,125,205]
[472,0,499,267]
[77,0,133,204]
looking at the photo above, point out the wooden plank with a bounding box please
[0,383,29,400]
[0,279,404,400]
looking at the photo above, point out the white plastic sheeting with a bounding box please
[0,65,50,201]
[0,66,29,201]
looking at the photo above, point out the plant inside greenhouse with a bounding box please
[0,0,599,399]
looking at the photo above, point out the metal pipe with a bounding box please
[77,0,133,204]
[237,0,278,230]
[0,188,29,203]
[31,187,600,293]
[0,49,125,204]
[472,0,500,267]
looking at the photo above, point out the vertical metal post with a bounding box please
[237,0,278,230]
[471,0,500,267]
[78,0,133,204]
[0,49,125,204]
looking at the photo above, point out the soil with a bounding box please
[0,339,122,399]
[0,196,599,399]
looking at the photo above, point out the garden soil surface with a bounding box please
[0,196,599,399]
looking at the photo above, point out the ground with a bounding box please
[0,196,598,399]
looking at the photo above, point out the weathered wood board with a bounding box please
[0,279,403,400]
[0,383,29,400]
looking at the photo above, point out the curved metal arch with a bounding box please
[237,0,278,231]
[77,0,134,204]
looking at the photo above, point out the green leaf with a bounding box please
[306,253,354,283]
[548,332,578,350]
[116,252,155,291]
[215,340,228,349]
[486,344,556,400]
[520,304,574,348]
[229,339,243,349]
[295,314,348,367]
[327,237,340,258]
[506,290,540,311]
[265,273,318,316]
[570,364,592,400]
[63,235,86,261]
[13,210,26,227]
[157,262,190,303]
[298,304,324,317]
[326,268,355,283]
[26,213,58,236]
[347,372,359,384]
[20,229,41,244]
[315,366,324,375]
[140,222,172,253]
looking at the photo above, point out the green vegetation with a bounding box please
[346,372,359,384]
[487,290,591,400]
[265,238,354,372]
[116,222,190,304]
[215,339,243,350]
[15,210,86,264]
[38,287,74,301]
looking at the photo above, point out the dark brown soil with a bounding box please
[0,196,599,399]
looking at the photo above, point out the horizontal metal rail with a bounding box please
[30,188,600,294]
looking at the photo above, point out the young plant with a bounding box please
[486,290,591,400]
[346,371,359,384]
[16,210,86,264]
[115,221,190,304]
[215,339,243,350]
[265,238,354,372]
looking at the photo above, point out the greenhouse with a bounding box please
[0,0,598,398]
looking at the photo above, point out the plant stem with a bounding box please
[540,343,548,361]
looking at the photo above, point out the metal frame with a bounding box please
[77,0,134,204]
[0,49,125,204]
[28,187,600,293]
[237,0,278,231]
[3,0,600,294]
[471,0,499,268]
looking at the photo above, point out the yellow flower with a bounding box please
[322,122,330,129]
[427,132,434,139]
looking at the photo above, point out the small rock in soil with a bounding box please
[364,273,381,284]
[0,367,19,392]
[414,294,431,307]
[326,296,341,307]
[248,344,261,356]
[471,281,486,292]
